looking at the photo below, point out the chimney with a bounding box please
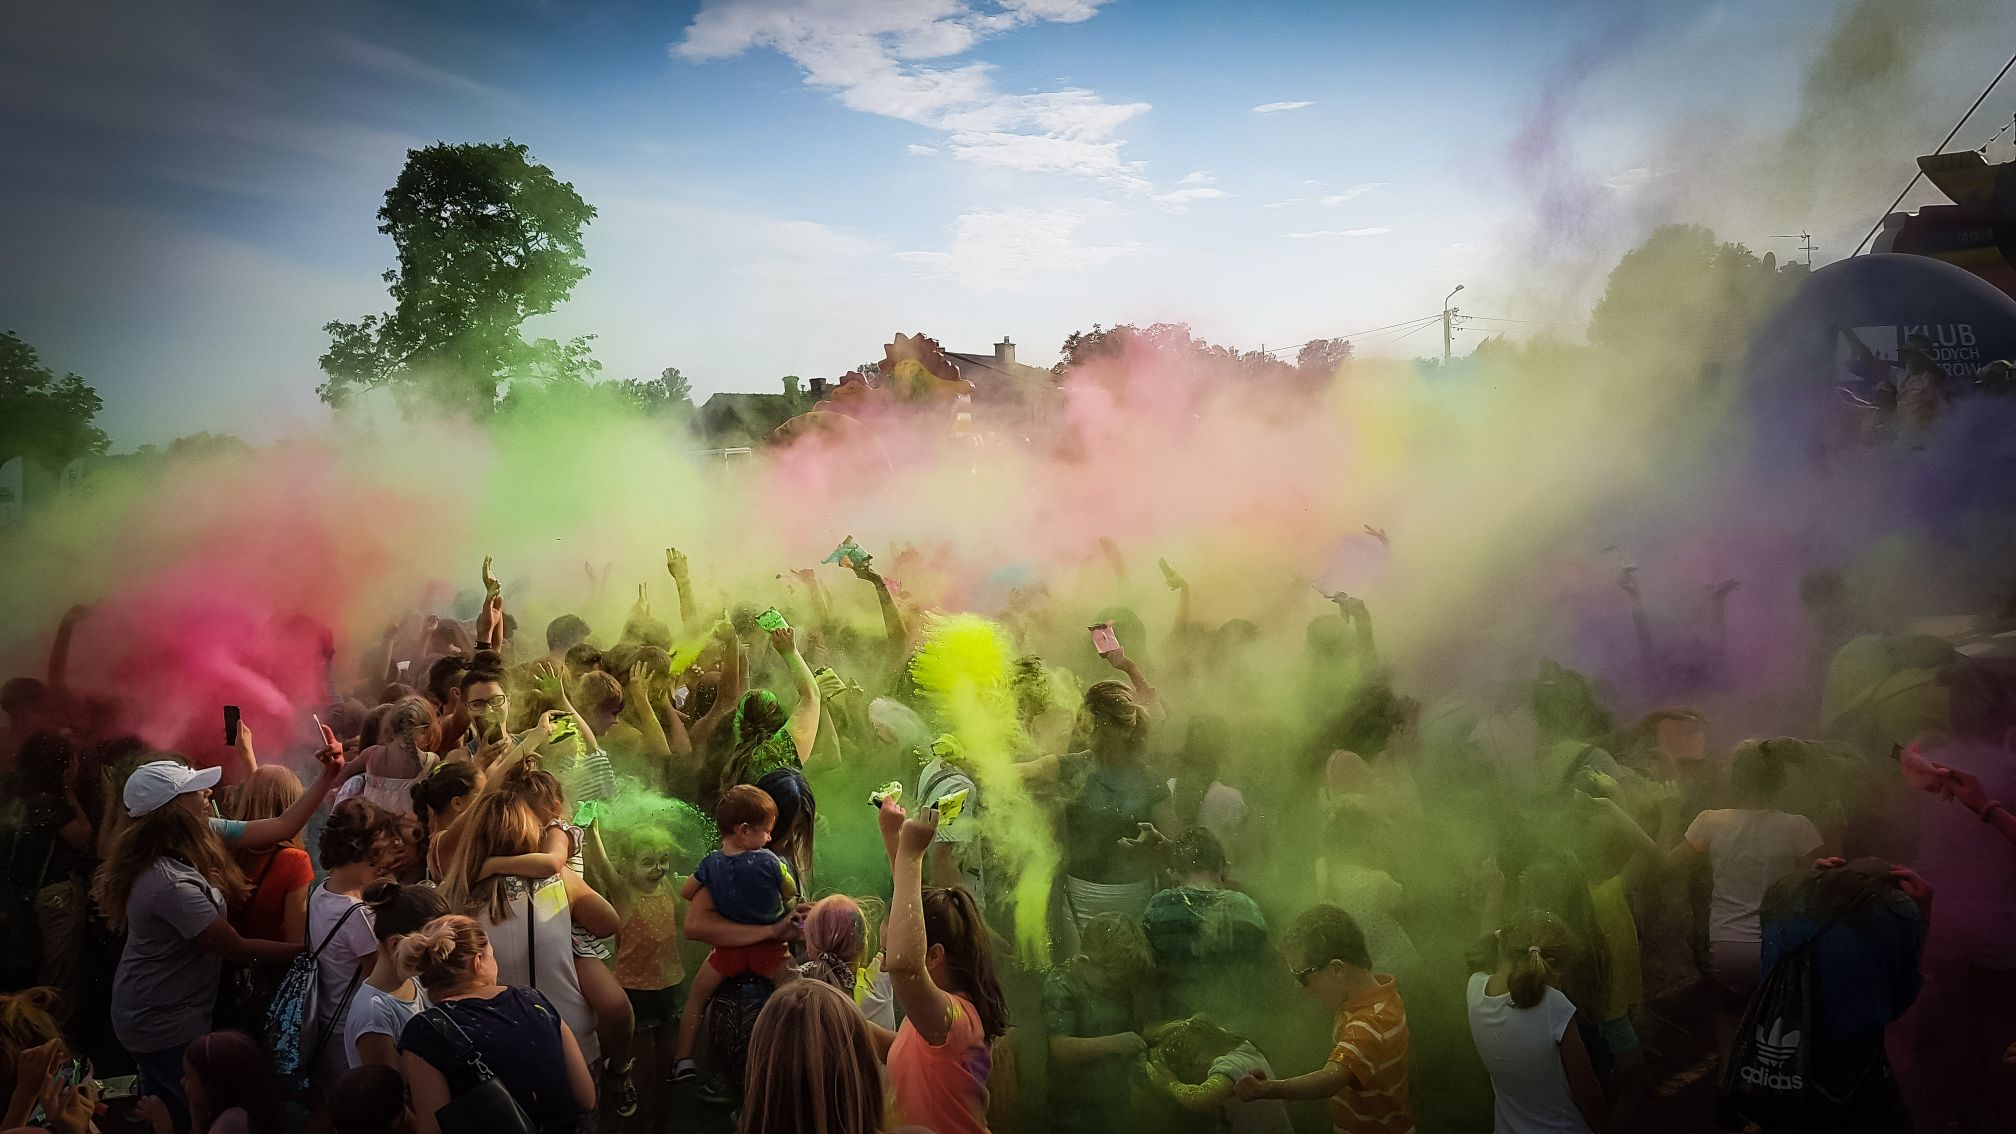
[809,376,828,400]
[994,337,1015,366]
[782,375,802,398]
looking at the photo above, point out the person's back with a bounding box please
[481,877,600,1063]
[1467,972,1588,1134]
[1686,807,1824,945]
[400,986,583,1134]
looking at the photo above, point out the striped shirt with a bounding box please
[1328,974,1414,1134]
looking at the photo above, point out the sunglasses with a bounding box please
[1292,962,1329,986]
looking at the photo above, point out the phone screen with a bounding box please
[223,705,242,746]
[1089,623,1119,654]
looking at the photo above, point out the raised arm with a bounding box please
[49,604,87,692]
[850,562,909,652]
[666,548,699,634]
[222,722,259,786]
[689,626,746,753]
[476,557,504,652]
[1100,645,1162,717]
[621,663,673,760]
[234,726,346,851]
[772,627,820,763]
[879,802,956,1045]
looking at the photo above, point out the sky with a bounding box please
[3,0,2014,448]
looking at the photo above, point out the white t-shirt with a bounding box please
[305,888,378,1082]
[1207,1041,1293,1134]
[1683,809,1825,943]
[919,758,984,907]
[1168,778,1250,854]
[343,981,429,1069]
[484,877,600,1064]
[1466,972,1590,1134]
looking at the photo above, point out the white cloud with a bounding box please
[1251,100,1313,113]
[1287,227,1393,239]
[1262,199,1302,209]
[896,207,1140,289]
[1150,186,1229,212]
[907,143,939,156]
[1319,183,1386,205]
[1178,170,1215,185]
[675,1,1147,186]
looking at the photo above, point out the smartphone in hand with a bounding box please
[1089,622,1120,654]
[224,705,242,746]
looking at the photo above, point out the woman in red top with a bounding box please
[226,766,313,945]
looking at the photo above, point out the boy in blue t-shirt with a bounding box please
[670,784,797,1080]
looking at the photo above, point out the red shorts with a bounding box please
[706,940,790,978]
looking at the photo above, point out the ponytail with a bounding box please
[1506,944,1552,1009]
[1495,909,1580,1010]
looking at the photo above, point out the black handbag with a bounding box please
[413,1006,539,1134]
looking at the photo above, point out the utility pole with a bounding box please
[1443,283,1465,363]
[1773,232,1817,268]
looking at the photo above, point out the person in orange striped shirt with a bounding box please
[1233,905,1415,1134]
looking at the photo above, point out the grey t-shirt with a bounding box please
[112,858,224,1053]
[344,982,430,1069]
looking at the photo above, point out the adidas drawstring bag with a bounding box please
[1722,934,1819,1125]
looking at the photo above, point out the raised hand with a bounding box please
[481,556,500,598]
[665,547,689,579]
[897,806,940,857]
[769,625,797,655]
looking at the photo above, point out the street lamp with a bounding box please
[1443,284,1465,363]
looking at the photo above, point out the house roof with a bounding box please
[944,352,1056,401]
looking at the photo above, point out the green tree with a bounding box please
[0,331,109,471]
[319,140,599,414]
[1054,322,1294,383]
[1588,224,1797,366]
[1295,337,1354,377]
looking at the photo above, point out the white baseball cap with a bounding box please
[124,760,223,818]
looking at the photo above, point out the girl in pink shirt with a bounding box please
[877,802,1008,1134]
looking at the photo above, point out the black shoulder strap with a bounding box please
[416,1006,495,1082]
[525,885,537,993]
[308,890,366,961]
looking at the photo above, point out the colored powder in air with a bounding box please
[908,612,1058,966]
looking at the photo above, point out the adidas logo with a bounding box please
[1752,1018,1802,1066]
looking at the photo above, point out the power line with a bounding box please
[1852,50,2016,257]
[1253,313,1441,356]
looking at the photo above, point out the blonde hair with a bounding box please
[0,988,61,1098]
[738,980,885,1134]
[385,696,440,756]
[92,806,248,932]
[395,915,490,993]
[1080,912,1152,978]
[438,791,544,924]
[799,895,871,992]
[227,766,305,850]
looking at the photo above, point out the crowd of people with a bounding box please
[0,541,2012,1134]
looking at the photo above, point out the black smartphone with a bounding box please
[224,705,242,746]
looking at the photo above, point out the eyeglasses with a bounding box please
[1292,963,1327,986]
